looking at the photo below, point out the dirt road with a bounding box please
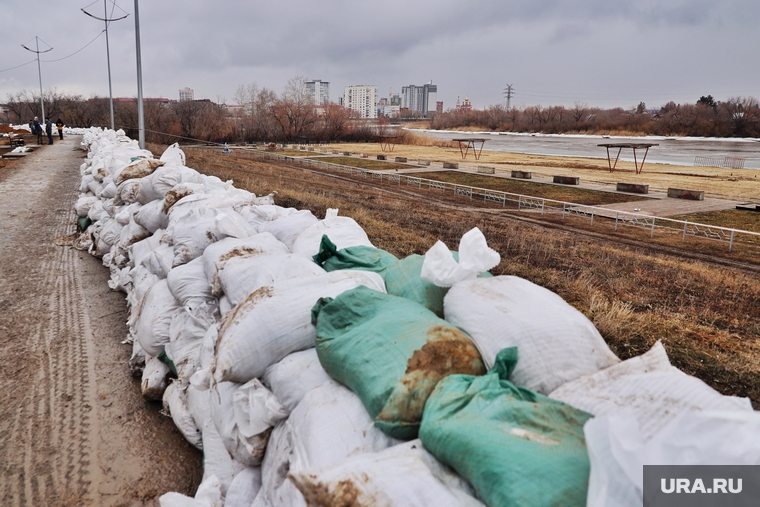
[0,137,201,507]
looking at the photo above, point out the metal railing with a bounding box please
[694,155,746,169]
[189,146,760,253]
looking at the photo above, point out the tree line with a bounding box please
[5,82,759,143]
[430,96,760,138]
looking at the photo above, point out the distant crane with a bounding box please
[503,84,515,110]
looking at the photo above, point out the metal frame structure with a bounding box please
[598,143,658,174]
[376,135,401,152]
[452,138,487,160]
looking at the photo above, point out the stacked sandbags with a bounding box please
[75,129,755,507]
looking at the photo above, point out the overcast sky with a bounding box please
[2,0,759,111]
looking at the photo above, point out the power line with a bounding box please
[0,59,37,73]
[42,30,106,63]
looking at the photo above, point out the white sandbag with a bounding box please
[209,379,288,467]
[166,258,214,305]
[218,253,326,307]
[585,410,760,507]
[170,207,250,267]
[420,227,500,287]
[159,475,223,507]
[290,211,374,258]
[137,165,203,204]
[201,233,289,291]
[139,244,175,280]
[256,210,318,250]
[160,142,187,166]
[116,178,141,205]
[129,230,167,268]
[141,355,170,400]
[131,279,182,357]
[129,338,147,377]
[289,439,485,507]
[117,218,150,250]
[225,467,262,507]
[133,199,168,233]
[79,173,96,194]
[107,264,131,293]
[238,204,298,230]
[261,348,332,412]
[87,200,110,222]
[128,265,161,310]
[200,418,247,494]
[166,304,217,382]
[98,180,118,200]
[550,341,752,442]
[97,218,123,250]
[116,157,164,185]
[213,270,386,383]
[443,275,620,394]
[74,195,99,217]
[162,381,203,450]
[113,202,141,226]
[253,381,399,507]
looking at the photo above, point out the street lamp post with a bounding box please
[82,0,128,131]
[21,36,52,124]
[134,0,145,149]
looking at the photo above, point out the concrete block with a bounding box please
[477,166,495,174]
[377,154,387,160]
[617,182,649,194]
[511,170,532,179]
[394,156,408,163]
[417,159,431,166]
[668,188,704,200]
[553,176,579,185]
[443,162,459,169]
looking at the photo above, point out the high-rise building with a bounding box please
[401,82,437,117]
[179,87,194,102]
[343,85,378,119]
[305,79,330,105]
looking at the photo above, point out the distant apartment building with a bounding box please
[377,97,400,118]
[343,85,378,119]
[401,82,437,117]
[305,79,330,105]
[436,101,444,114]
[179,87,194,102]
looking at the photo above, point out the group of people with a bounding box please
[29,117,64,145]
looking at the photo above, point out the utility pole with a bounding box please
[82,0,129,131]
[134,0,145,148]
[21,36,53,124]
[503,83,515,110]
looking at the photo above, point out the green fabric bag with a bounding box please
[312,235,399,275]
[384,253,492,318]
[419,347,593,507]
[312,285,486,440]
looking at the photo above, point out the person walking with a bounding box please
[45,119,54,145]
[56,118,64,140]
[33,117,43,145]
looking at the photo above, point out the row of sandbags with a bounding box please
[74,128,758,507]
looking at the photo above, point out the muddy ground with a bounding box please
[0,137,201,507]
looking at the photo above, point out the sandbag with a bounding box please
[289,440,485,507]
[253,381,399,507]
[444,275,620,394]
[312,285,486,439]
[217,252,325,307]
[165,304,217,382]
[201,233,289,291]
[585,410,760,507]
[550,341,753,441]
[312,234,399,275]
[166,257,214,305]
[159,475,223,507]
[200,418,247,494]
[290,209,373,258]
[137,165,203,204]
[141,355,170,400]
[256,209,318,250]
[213,270,386,383]
[116,157,164,185]
[133,198,168,233]
[419,347,593,507]
[225,467,262,507]
[209,379,288,467]
[261,348,332,412]
[162,381,203,450]
[130,279,182,357]
[170,206,251,267]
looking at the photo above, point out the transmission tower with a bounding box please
[503,83,515,110]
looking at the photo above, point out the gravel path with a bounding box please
[0,136,201,507]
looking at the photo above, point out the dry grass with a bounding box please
[308,156,412,171]
[184,148,760,406]
[319,142,760,201]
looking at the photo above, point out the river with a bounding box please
[414,129,760,170]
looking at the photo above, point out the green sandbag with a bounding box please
[312,285,486,440]
[419,348,593,507]
[312,235,399,275]
[384,252,492,318]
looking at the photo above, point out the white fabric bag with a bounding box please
[443,275,620,394]
[261,348,332,412]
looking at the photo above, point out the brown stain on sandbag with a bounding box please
[163,187,193,213]
[217,246,264,263]
[288,474,367,507]
[217,285,274,340]
[405,326,486,377]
